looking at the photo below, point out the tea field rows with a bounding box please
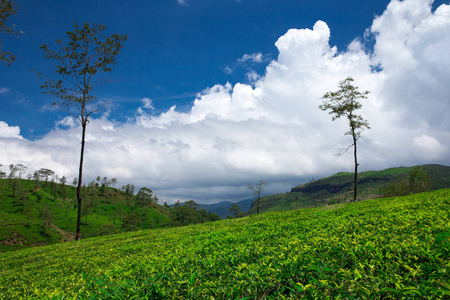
[0,189,449,299]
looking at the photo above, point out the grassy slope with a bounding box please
[0,179,170,252]
[249,164,450,214]
[1,189,449,299]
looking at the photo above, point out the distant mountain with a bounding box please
[198,198,254,219]
[247,164,450,215]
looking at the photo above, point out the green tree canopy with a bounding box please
[0,0,21,65]
[320,77,370,202]
[37,22,127,241]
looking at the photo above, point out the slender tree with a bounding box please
[37,22,127,240]
[319,77,370,202]
[0,0,21,66]
[0,163,5,179]
[248,179,267,214]
[16,163,27,179]
[59,176,67,199]
[7,163,17,181]
[39,203,54,233]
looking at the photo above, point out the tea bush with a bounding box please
[1,189,449,299]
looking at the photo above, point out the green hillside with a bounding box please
[1,189,449,299]
[0,178,171,252]
[248,164,450,214]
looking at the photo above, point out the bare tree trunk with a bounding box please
[353,131,358,202]
[256,193,260,214]
[75,121,87,241]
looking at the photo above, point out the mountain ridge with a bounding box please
[247,164,450,214]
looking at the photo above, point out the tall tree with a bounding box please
[0,163,6,180]
[39,203,54,233]
[319,77,370,202]
[0,0,21,66]
[59,176,67,199]
[135,187,156,229]
[248,179,267,214]
[37,22,127,240]
[0,163,5,191]
[7,163,18,189]
[16,163,27,179]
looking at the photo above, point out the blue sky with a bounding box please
[1,0,397,139]
[1,0,449,203]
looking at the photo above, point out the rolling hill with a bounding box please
[1,189,449,298]
[247,164,450,214]
[0,179,171,253]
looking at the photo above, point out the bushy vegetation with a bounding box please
[0,177,170,251]
[1,189,449,299]
[0,174,219,252]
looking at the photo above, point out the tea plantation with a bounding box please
[0,189,449,299]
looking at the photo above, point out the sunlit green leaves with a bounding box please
[1,189,449,299]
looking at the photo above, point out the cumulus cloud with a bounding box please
[0,121,23,139]
[1,0,449,204]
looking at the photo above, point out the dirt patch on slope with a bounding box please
[0,233,28,246]
[50,223,75,242]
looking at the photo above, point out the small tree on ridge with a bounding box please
[319,77,370,202]
[248,179,267,214]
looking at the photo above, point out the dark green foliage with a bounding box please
[169,200,220,226]
[228,203,245,219]
[208,212,221,222]
[1,189,449,299]
[0,0,20,66]
[170,200,203,226]
[383,166,432,197]
[136,187,156,207]
[121,213,142,231]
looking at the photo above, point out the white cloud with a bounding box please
[0,121,23,139]
[0,87,10,95]
[246,71,260,83]
[141,97,154,110]
[177,0,187,5]
[56,116,77,128]
[1,0,449,204]
[223,66,233,74]
[412,134,447,159]
[238,53,264,63]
